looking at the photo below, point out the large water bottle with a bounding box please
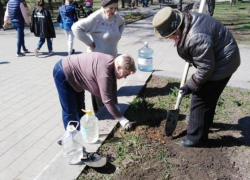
[138,42,154,72]
[62,121,83,165]
[80,109,99,143]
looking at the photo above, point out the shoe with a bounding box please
[180,139,197,147]
[34,49,39,57]
[16,53,26,57]
[57,140,62,146]
[71,49,75,55]
[81,151,107,167]
[48,50,54,55]
[23,49,30,53]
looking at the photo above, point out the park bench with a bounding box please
[159,0,178,8]
[44,2,62,19]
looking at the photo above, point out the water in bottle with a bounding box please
[80,109,99,143]
[62,121,83,165]
[138,42,154,72]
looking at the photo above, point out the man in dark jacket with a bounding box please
[152,7,241,147]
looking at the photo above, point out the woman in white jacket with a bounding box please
[71,0,125,113]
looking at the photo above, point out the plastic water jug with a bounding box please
[62,121,83,165]
[138,42,154,72]
[80,109,99,143]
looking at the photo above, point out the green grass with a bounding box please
[213,2,250,26]
[78,76,250,179]
[213,1,250,45]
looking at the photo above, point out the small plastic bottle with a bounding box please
[138,42,154,72]
[80,109,99,143]
[62,121,83,165]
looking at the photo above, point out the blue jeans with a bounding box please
[53,60,85,130]
[12,22,26,54]
[37,38,52,51]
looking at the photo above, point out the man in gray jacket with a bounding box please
[152,7,240,147]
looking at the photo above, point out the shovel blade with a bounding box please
[165,109,180,136]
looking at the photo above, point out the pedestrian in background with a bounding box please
[58,0,78,55]
[152,7,240,147]
[0,0,4,29]
[53,52,136,131]
[30,0,56,57]
[71,0,125,114]
[3,0,30,57]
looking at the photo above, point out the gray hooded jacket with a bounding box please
[177,12,240,92]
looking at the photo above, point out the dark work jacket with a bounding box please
[8,0,24,24]
[30,8,56,38]
[177,12,240,92]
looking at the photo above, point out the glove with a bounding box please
[119,116,133,131]
[179,84,192,96]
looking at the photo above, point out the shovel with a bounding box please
[165,62,190,136]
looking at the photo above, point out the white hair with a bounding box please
[116,54,137,74]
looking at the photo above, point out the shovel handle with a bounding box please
[174,62,190,110]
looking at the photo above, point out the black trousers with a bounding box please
[91,94,104,114]
[187,76,231,143]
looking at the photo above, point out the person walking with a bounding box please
[30,0,56,57]
[71,0,125,114]
[152,7,241,147]
[3,0,30,57]
[0,0,4,29]
[58,0,78,55]
[53,52,136,131]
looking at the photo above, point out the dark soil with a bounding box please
[79,76,250,180]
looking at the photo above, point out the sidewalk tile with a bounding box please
[23,160,47,176]
[33,137,54,149]
[30,128,51,138]
[14,172,36,180]
[44,129,64,141]
[19,134,42,146]
[0,120,13,130]
[0,168,20,180]
[47,140,62,152]
[8,156,33,172]
[6,143,30,157]
[1,113,24,122]
[0,154,17,169]
[5,132,28,143]
[0,141,15,156]
[21,147,45,160]
[36,149,59,163]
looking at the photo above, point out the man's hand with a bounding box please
[179,84,192,96]
[89,42,95,50]
[119,116,133,131]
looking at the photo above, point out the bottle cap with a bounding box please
[81,109,92,115]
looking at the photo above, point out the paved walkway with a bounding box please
[0,4,250,180]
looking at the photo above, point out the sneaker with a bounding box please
[81,151,107,167]
[16,53,26,57]
[48,50,54,55]
[23,49,30,53]
[34,49,39,57]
